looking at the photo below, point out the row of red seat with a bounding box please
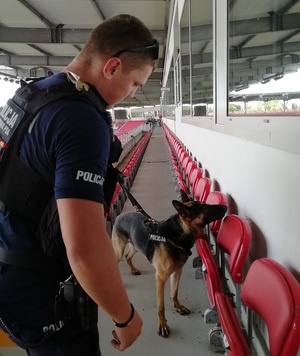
[162,124,300,355]
[121,130,151,189]
[162,125,211,201]
[105,130,152,235]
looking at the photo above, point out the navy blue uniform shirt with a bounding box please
[0,73,111,252]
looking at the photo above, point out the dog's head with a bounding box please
[172,190,227,234]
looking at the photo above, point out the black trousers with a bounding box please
[0,263,101,356]
[25,325,101,356]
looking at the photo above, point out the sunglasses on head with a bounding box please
[112,40,159,60]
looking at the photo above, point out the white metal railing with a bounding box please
[115,123,150,145]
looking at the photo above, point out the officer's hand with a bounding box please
[111,310,143,351]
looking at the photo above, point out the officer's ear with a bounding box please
[103,57,121,79]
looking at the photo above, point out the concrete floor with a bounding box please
[98,125,219,356]
[0,125,221,356]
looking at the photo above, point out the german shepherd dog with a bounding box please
[111,190,227,337]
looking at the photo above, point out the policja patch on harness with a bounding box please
[149,234,166,242]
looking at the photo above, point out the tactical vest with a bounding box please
[0,73,122,262]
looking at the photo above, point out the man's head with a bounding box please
[74,14,158,107]
[85,14,158,70]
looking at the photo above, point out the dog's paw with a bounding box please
[176,305,191,315]
[158,321,170,338]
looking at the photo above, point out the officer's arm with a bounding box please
[57,197,142,350]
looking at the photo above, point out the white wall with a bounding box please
[166,117,300,274]
[162,0,300,277]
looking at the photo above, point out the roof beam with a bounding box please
[2,12,300,44]
[179,40,300,66]
[0,48,14,56]
[278,0,300,14]
[0,42,300,80]
[0,55,165,71]
[27,44,52,56]
[89,0,106,21]
[180,12,300,43]
[16,0,55,28]
[0,27,165,44]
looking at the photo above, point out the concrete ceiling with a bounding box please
[0,0,170,108]
[1,0,300,107]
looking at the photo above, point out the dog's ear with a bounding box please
[172,200,189,215]
[180,189,191,203]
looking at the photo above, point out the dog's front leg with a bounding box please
[156,272,170,337]
[170,268,191,315]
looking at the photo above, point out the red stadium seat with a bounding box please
[194,177,211,202]
[215,258,300,356]
[196,215,251,325]
[214,291,251,356]
[205,191,227,237]
[180,154,191,173]
[198,215,250,298]
[189,167,203,196]
[185,160,197,183]
[196,237,222,309]
[217,214,251,285]
[243,258,300,355]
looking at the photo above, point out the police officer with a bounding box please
[0,14,159,355]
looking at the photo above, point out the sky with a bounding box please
[0,80,20,106]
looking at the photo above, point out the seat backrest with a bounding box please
[188,167,203,192]
[174,141,181,154]
[215,291,251,356]
[181,154,191,170]
[196,238,222,307]
[185,160,196,179]
[178,148,187,163]
[206,191,227,236]
[194,177,211,202]
[217,215,252,284]
[242,258,300,356]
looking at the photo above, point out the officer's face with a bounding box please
[102,61,153,108]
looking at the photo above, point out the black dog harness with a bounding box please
[118,176,193,261]
[144,219,192,262]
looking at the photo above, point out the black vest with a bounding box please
[0,74,122,261]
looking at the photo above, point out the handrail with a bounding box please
[116,123,150,145]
